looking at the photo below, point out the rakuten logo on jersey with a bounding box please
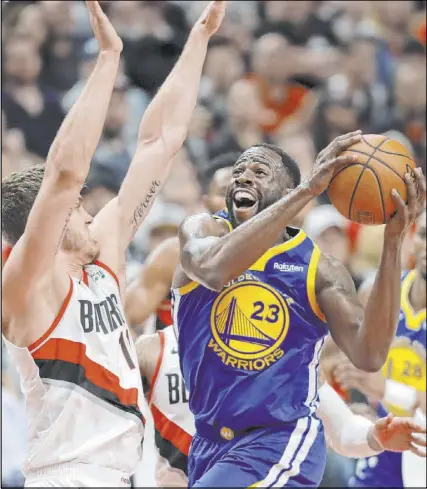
[273,263,304,272]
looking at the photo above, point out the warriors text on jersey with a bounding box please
[148,326,195,487]
[172,210,329,487]
[3,261,145,484]
[349,270,426,488]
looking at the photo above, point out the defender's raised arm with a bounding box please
[2,1,121,308]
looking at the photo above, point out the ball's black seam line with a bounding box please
[367,166,386,224]
[329,162,365,183]
[345,149,406,184]
[361,135,412,160]
[348,138,390,221]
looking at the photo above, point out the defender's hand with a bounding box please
[86,1,123,54]
[385,167,426,241]
[334,360,386,403]
[195,0,227,37]
[371,414,426,456]
[304,130,362,196]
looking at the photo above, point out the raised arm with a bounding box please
[92,1,227,273]
[178,132,361,291]
[316,169,426,372]
[2,2,121,306]
[126,237,179,327]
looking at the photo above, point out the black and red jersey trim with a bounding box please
[154,427,188,475]
[35,358,144,423]
[32,338,145,425]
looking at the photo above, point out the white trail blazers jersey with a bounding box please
[149,326,195,487]
[3,260,145,483]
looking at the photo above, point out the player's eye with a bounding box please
[233,169,243,177]
[255,169,266,176]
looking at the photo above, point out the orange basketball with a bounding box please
[328,134,416,225]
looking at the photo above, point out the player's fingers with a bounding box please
[318,130,362,161]
[385,413,394,425]
[328,154,359,171]
[374,416,388,431]
[409,444,427,457]
[414,167,426,204]
[391,188,407,215]
[405,173,417,210]
[332,131,363,154]
[86,0,97,15]
[409,422,427,435]
[411,434,427,447]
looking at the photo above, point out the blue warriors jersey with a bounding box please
[172,209,329,431]
[349,270,426,488]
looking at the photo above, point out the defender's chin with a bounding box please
[232,201,259,224]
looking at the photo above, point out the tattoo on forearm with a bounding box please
[130,180,161,232]
[56,207,73,253]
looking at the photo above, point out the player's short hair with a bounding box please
[2,164,45,245]
[249,143,301,188]
[199,152,241,193]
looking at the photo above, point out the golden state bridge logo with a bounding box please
[209,279,289,371]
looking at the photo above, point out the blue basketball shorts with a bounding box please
[188,416,326,488]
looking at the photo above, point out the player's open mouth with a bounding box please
[232,189,259,215]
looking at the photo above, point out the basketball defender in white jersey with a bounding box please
[137,327,195,487]
[136,326,426,487]
[1,2,228,487]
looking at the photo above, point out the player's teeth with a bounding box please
[235,191,254,201]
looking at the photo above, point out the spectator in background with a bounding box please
[208,74,267,159]
[159,148,202,212]
[11,4,48,49]
[1,111,41,179]
[82,165,121,218]
[114,0,190,95]
[238,32,317,140]
[370,0,418,56]
[199,37,246,129]
[383,44,427,171]
[62,38,149,151]
[89,75,133,184]
[256,0,337,47]
[341,35,392,128]
[2,36,64,159]
[187,37,245,166]
[312,81,362,168]
[37,0,83,94]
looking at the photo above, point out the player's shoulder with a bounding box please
[179,212,229,239]
[315,253,357,294]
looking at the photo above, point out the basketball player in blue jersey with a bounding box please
[171,132,426,488]
[333,209,426,488]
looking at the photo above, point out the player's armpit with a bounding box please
[125,238,180,327]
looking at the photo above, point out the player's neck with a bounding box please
[57,250,87,282]
[409,271,426,312]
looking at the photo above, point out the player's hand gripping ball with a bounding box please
[328,134,421,225]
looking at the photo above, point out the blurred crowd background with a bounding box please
[1,0,426,487]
